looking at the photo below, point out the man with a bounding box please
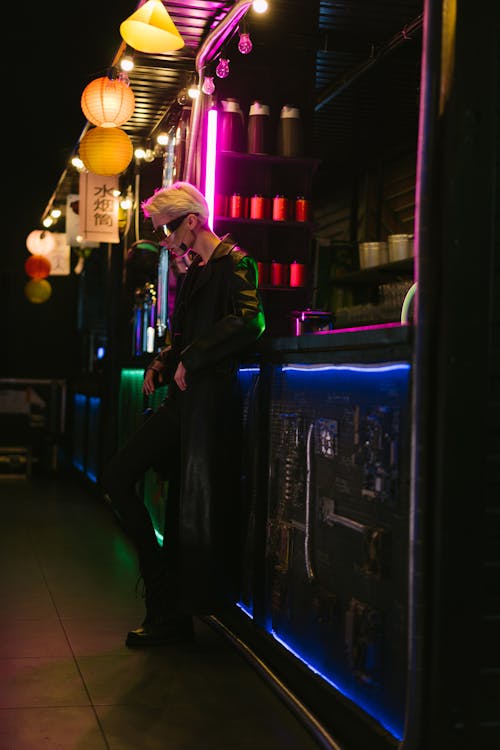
[102,181,265,647]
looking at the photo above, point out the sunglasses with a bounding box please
[152,213,193,241]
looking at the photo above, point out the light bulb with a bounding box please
[157,133,169,146]
[120,55,134,72]
[71,156,84,170]
[216,58,230,79]
[238,32,253,54]
[252,0,268,12]
[177,88,189,105]
[202,76,215,95]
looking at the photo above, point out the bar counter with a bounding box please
[229,321,413,749]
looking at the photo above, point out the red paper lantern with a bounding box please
[81,76,135,128]
[24,279,52,304]
[24,254,51,279]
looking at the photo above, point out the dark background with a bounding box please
[2,2,133,378]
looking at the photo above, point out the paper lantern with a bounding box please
[25,254,51,279]
[26,229,55,255]
[120,0,184,53]
[81,76,135,128]
[79,127,133,175]
[24,279,52,304]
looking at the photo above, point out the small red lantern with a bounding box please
[25,254,51,279]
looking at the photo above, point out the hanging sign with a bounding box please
[45,232,71,275]
[78,173,120,244]
[66,193,99,248]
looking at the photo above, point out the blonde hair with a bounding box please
[141,181,209,223]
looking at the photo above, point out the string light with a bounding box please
[188,77,200,99]
[216,57,230,78]
[238,32,252,54]
[202,76,215,95]
[252,0,268,12]
[120,50,135,72]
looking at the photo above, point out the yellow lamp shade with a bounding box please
[81,76,135,128]
[25,254,51,279]
[24,278,52,304]
[26,229,55,255]
[120,0,184,53]
[79,127,133,175]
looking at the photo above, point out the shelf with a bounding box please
[214,216,313,229]
[333,257,414,285]
[259,285,308,292]
[217,151,321,170]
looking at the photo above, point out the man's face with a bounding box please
[152,213,191,258]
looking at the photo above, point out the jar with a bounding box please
[247,101,271,154]
[272,195,288,221]
[250,194,266,219]
[294,196,310,222]
[219,98,245,152]
[277,105,303,157]
[257,261,269,285]
[271,261,288,286]
[290,261,306,287]
[229,193,243,218]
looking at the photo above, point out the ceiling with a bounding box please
[42,0,423,223]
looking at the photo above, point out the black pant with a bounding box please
[102,397,181,582]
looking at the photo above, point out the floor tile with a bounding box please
[0,706,108,750]
[0,617,72,658]
[0,656,90,708]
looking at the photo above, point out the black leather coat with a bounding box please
[147,235,265,613]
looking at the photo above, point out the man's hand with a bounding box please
[143,368,161,396]
[174,361,188,391]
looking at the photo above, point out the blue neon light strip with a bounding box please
[237,601,253,619]
[271,630,402,740]
[282,363,410,373]
[235,600,402,738]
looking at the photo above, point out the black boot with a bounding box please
[125,563,193,647]
[125,613,194,647]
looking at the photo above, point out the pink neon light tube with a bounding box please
[204,107,218,230]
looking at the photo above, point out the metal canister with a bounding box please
[271,260,288,286]
[295,196,310,222]
[290,260,306,287]
[215,193,227,216]
[229,193,243,218]
[250,194,266,219]
[272,195,288,221]
[257,261,269,285]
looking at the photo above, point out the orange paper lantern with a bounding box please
[26,229,55,255]
[25,254,51,279]
[24,278,52,304]
[81,76,135,128]
[79,127,133,175]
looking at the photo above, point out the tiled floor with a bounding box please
[0,475,325,750]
